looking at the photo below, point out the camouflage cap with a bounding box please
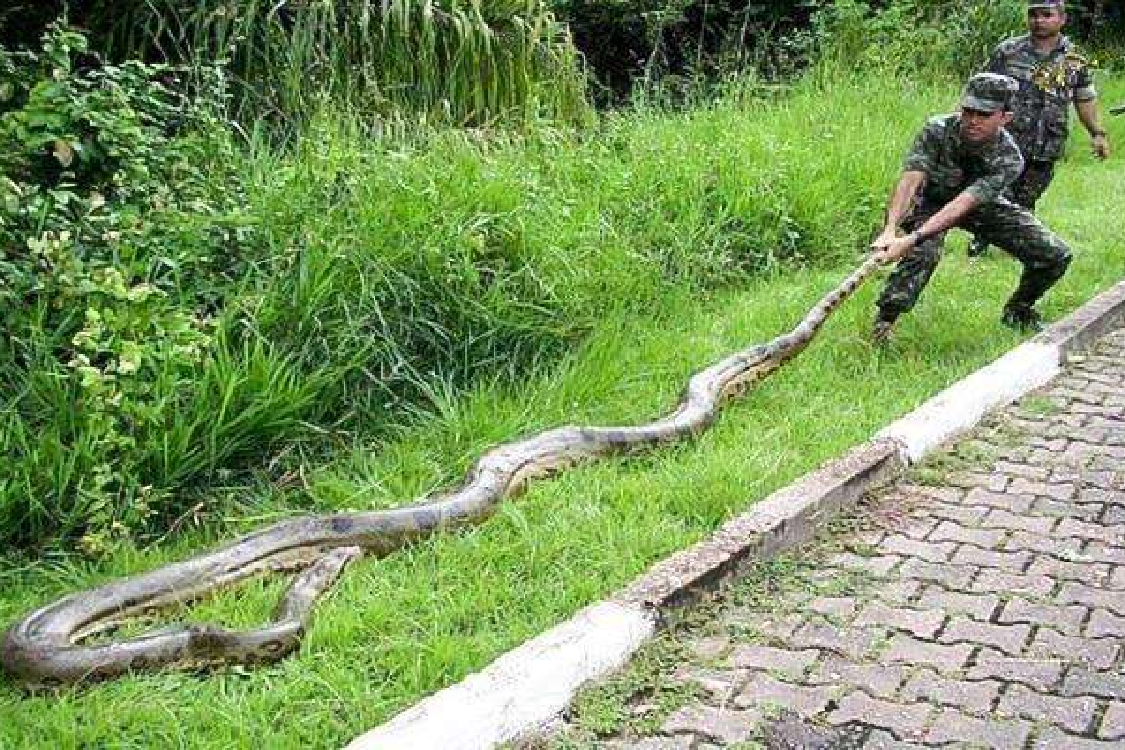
[961,72,1019,113]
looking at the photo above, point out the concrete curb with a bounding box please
[344,279,1125,750]
[1035,278,1125,358]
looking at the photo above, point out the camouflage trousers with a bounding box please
[876,197,1072,322]
[1008,160,1057,211]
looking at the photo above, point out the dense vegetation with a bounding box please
[6,0,1120,553]
[0,0,1123,745]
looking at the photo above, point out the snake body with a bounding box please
[1,256,882,688]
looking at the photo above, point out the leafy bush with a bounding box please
[0,23,258,552]
[811,0,1024,79]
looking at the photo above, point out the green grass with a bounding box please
[1,73,1123,748]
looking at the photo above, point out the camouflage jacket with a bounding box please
[985,34,1097,162]
[903,114,1025,206]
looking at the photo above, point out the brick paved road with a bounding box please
[539,329,1125,750]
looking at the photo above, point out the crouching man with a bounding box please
[871,72,1072,344]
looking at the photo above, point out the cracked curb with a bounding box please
[344,278,1125,750]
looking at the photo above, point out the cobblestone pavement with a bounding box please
[538,329,1125,750]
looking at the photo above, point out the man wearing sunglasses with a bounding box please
[870,72,1072,344]
[967,0,1109,258]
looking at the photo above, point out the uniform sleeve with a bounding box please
[984,46,1006,75]
[902,120,941,174]
[965,144,1024,204]
[1073,60,1097,102]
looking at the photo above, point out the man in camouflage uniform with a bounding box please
[871,72,1072,343]
[968,0,1109,257]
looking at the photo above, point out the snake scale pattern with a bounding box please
[1,256,882,689]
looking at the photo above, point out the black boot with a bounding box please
[1002,255,1071,330]
[872,310,898,346]
[1001,305,1044,332]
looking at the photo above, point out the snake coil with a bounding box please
[1,256,882,688]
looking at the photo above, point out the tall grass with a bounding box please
[97,0,589,126]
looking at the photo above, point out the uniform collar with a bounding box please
[1018,32,1071,58]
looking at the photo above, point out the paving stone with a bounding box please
[882,634,973,673]
[899,669,999,714]
[871,579,923,606]
[1027,556,1113,583]
[1083,543,1125,565]
[928,521,1005,548]
[672,666,745,704]
[748,613,808,641]
[1108,505,1125,524]
[995,461,1050,480]
[1067,404,1123,420]
[603,737,694,750]
[947,472,1004,491]
[939,616,1031,656]
[996,683,1097,733]
[1064,452,1122,472]
[922,708,1032,750]
[878,535,955,563]
[917,587,999,620]
[951,545,1031,572]
[981,508,1056,535]
[1032,497,1105,521]
[997,598,1087,636]
[807,655,908,699]
[946,470,1003,490]
[824,553,901,577]
[1008,478,1077,501]
[686,635,732,661]
[728,645,818,679]
[862,730,929,749]
[901,485,964,504]
[913,502,987,527]
[787,623,884,661]
[809,596,858,620]
[897,559,977,589]
[1087,608,1125,638]
[971,569,1055,597]
[825,692,931,740]
[968,650,1064,691]
[1034,727,1125,749]
[894,516,943,541]
[987,474,1009,492]
[964,488,1033,512]
[1002,531,1085,557]
[758,714,868,750]
[1056,518,1125,545]
[1029,629,1120,670]
[1100,701,1125,741]
[1062,668,1125,699]
[854,602,944,640]
[733,673,833,718]
[856,528,890,547]
[661,705,761,744]
[1058,582,1125,615]
[1111,567,1125,589]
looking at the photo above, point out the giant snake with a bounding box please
[1,255,883,689]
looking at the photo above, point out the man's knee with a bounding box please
[1045,247,1072,281]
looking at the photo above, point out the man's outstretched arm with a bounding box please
[871,170,925,249]
[874,189,981,263]
[1076,98,1110,159]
